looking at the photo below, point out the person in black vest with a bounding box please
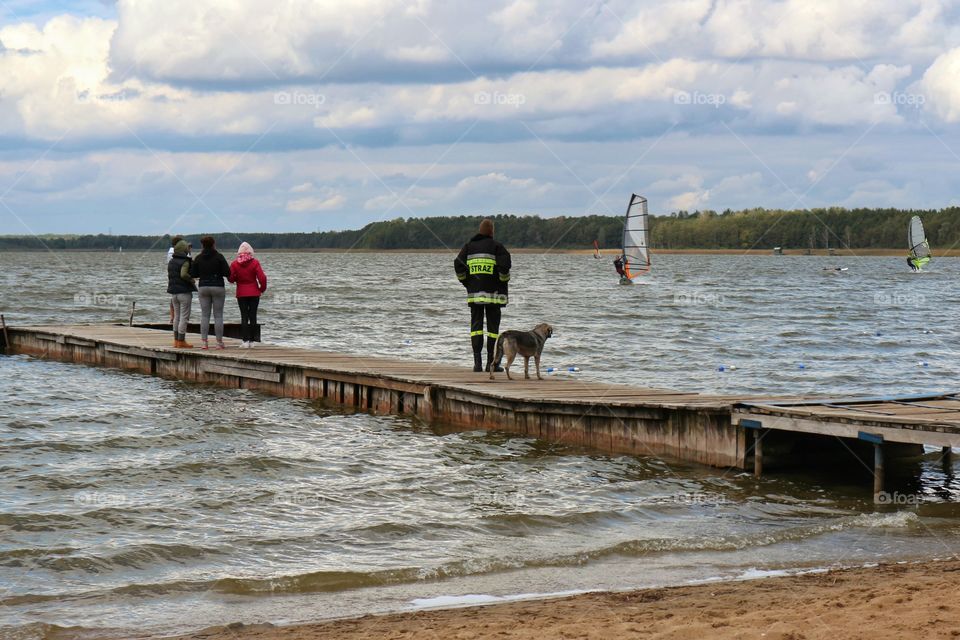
[166,234,183,322]
[454,219,511,372]
[167,239,197,348]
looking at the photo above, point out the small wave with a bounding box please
[97,567,430,601]
[39,542,223,573]
[850,511,919,528]
[0,512,81,531]
[2,511,918,606]
[0,545,77,563]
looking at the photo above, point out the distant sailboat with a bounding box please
[617,194,651,285]
[908,215,931,271]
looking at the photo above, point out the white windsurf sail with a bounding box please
[621,194,650,280]
[907,216,930,267]
[908,215,931,270]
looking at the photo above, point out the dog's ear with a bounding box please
[547,326,553,338]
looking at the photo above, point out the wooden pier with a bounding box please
[4,323,960,494]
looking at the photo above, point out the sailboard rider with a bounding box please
[614,255,626,277]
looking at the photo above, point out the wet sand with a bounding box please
[165,558,960,640]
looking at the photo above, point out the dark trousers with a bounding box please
[470,304,502,364]
[237,296,260,342]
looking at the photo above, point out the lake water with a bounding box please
[2,251,960,638]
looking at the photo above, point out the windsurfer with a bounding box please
[614,255,626,277]
[907,256,919,272]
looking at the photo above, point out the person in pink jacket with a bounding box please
[228,241,267,348]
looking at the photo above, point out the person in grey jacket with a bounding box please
[190,236,231,349]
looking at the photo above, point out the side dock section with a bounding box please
[4,324,749,468]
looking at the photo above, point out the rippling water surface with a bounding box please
[2,251,960,637]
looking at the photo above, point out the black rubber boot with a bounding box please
[472,334,484,372]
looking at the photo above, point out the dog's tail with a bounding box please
[493,334,505,365]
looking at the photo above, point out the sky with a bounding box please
[2,0,960,235]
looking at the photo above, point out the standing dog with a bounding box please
[489,323,553,380]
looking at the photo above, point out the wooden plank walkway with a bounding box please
[5,323,960,489]
[12,323,741,409]
[3,323,756,468]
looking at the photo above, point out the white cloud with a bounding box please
[669,189,710,211]
[0,157,101,193]
[388,45,449,63]
[590,0,711,58]
[286,193,346,213]
[107,0,597,85]
[363,170,559,213]
[98,0,960,90]
[0,4,937,148]
[920,46,960,122]
[703,0,954,62]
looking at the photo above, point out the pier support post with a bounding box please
[873,443,884,499]
[0,314,9,354]
[420,386,434,423]
[942,446,952,465]
[859,432,885,501]
[754,429,763,478]
[740,419,764,479]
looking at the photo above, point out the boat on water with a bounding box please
[908,215,931,272]
[616,194,651,285]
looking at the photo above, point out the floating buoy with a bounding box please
[875,332,883,337]
[918,361,929,367]
[923,330,933,335]
[402,340,413,345]
[546,367,581,373]
[718,365,737,372]
[797,363,806,369]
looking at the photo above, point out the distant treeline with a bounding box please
[2,208,958,251]
[652,207,960,250]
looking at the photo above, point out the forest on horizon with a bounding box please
[2,207,957,252]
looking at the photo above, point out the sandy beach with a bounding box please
[162,559,960,640]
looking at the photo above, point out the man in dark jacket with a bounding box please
[454,219,511,372]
